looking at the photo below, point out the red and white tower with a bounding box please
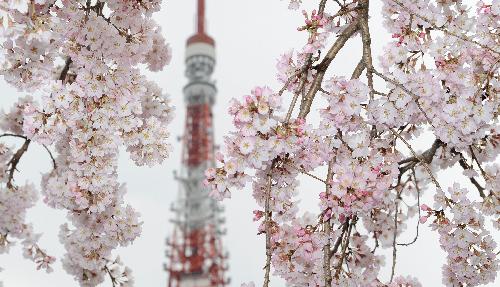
[165,1,228,286]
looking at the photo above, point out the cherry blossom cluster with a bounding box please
[319,140,399,221]
[426,184,499,286]
[205,86,328,200]
[271,213,327,285]
[319,77,368,134]
[0,0,173,285]
[0,97,56,273]
[0,183,55,273]
[376,0,499,149]
[217,0,498,286]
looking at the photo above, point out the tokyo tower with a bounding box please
[165,0,228,286]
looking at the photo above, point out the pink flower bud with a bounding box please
[253,210,264,221]
[420,204,430,211]
[419,216,428,224]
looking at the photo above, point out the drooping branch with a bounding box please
[284,162,328,184]
[334,216,355,279]
[390,200,399,282]
[323,160,335,286]
[285,57,312,123]
[398,168,421,247]
[104,265,118,287]
[42,144,57,170]
[263,174,273,287]
[469,146,490,180]
[0,133,27,140]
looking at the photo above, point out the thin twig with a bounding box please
[0,133,27,140]
[330,218,350,258]
[285,58,312,122]
[398,168,421,246]
[451,149,486,198]
[388,128,443,192]
[263,174,273,287]
[278,70,300,96]
[104,265,118,287]
[283,162,328,184]
[390,200,399,282]
[323,160,335,286]
[42,144,57,170]
[469,146,489,180]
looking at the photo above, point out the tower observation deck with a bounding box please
[165,1,228,286]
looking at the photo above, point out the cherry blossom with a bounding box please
[211,0,499,286]
[0,0,173,285]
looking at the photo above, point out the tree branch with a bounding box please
[330,218,350,258]
[59,57,72,82]
[398,139,443,176]
[6,139,31,189]
[334,217,354,279]
[358,0,374,100]
[390,200,399,282]
[451,149,486,198]
[323,160,335,286]
[389,128,443,193]
[351,59,365,80]
[298,20,359,118]
[263,174,273,287]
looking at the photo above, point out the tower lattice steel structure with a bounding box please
[165,1,228,286]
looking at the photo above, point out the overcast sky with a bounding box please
[1,0,498,286]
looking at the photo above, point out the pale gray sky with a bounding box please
[0,0,498,286]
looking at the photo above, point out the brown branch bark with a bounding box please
[351,59,365,80]
[451,149,486,198]
[398,139,443,175]
[358,0,374,100]
[330,218,349,258]
[298,20,359,118]
[334,217,355,279]
[6,139,31,189]
[59,57,72,82]
[389,128,444,193]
